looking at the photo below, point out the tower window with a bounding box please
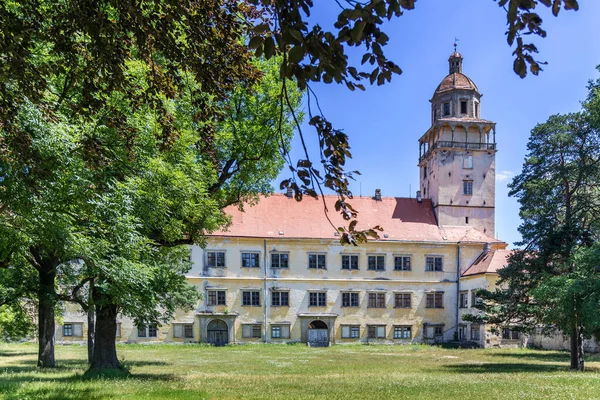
[460,101,467,114]
[423,166,427,178]
[475,103,479,117]
[463,180,473,195]
[463,155,473,169]
[465,217,469,224]
[443,102,450,116]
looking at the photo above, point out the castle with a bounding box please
[60,50,523,348]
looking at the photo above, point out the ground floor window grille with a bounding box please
[393,326,411,339]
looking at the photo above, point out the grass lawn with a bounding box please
[1,343,600,399]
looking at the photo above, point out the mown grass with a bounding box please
[1,342,600,399]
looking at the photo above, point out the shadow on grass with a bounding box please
[444,362,568,373]
[489,350,600,364]
[0,350,38,357]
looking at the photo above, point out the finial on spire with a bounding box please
[448,40,463,74]
[454,37,459,52]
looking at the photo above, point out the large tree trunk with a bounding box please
[570,322,585,371]
[89,287,119,370]
[87,306,95,364]
[37,266,56,368]
[87,278,95,364]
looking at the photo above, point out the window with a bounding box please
[426,292,444,308]
[207,290,226,306]
[206,251,225,268]
[424,324,444,339]
[460,100,467,114]
[471,291,479,308]
[475,103,479,117]
[309,291,327,307]
[308,254,326,269]
[271,290,289,307]
[394,326,412,339]
[443,102,450,116]
[434,326,444,337]
[341,254,359,270]
[463,180,473,195]
[173,324,194,338]
[367,325,386,339]
[242,324,262,338]
[271,324,290,339]
[463,155,473,169]
[63,324,73,337]
[459,291,468,308]
[138,324,158,338]
[341,325,360,339]
[394,293,412,308]
[342,292,359,307]
[394,256,411,271]
[242,252,260,268]
[271,253,289,269]
[471,324,481,340]
[367,255,385,271]
[425,256,443,271]
[423,166,427,178]
[242,290,261,306]
[368,292,386,308]
[466,217,469,224]
[502,328,521,340]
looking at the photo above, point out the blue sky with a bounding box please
[276,0,600,248]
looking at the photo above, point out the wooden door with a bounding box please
[308,329,329,347]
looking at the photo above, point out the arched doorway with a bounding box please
[207,319,228,346]
[308,320,329,347]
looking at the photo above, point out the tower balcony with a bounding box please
[419,141,496,163]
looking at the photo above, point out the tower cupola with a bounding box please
[448,44,463,74]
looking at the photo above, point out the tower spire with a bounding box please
[448,39,463,74]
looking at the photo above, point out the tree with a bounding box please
[469,77,600,370]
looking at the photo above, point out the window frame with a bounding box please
[367,292,386,308]
[271,290,290,307]
[270,252,289,269]
[471,324,481,340]
[341,325,360,339]
[463,180,473,195]
[270,324,291,339]
[341,254,359,270]
[394,255,411,271]
[308,253,327,270]
[426,292,444,308]
[463,155,473,169]
[394,292,412,308]
[308,291,327,307]
[460,100,467,114]
[242,324,262,339]
[367,325,386,339]
[206,250,226,268]
[341,292,360,307]
[393,325,412,339]
[443,102,450,116]
[367,254,385,271]
[425,256,444,272]
[459,291,468,308]
[241,252,260,268]
[207,289,227,306]
[242,290,261,306]
[63,323,73,337]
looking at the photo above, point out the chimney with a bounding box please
[484,242,492,254]
[416,190,422,203]
[285,187,293,198]
[374,189,382,201]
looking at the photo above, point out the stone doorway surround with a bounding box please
[297,313,337,345]
[197,312,237,344]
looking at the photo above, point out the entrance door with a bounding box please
[307,320,329,347]
[207,319,228,346]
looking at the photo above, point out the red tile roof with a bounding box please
[435,73,479,94]
[462,249,512,276]
[215,194,502,244]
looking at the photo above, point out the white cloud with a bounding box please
[496,170,515,182]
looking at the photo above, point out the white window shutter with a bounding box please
[173,325,183,338]
[377,326,385,338]
[342,326,350,338]
[73,323,83,337]
[281,325,290,338]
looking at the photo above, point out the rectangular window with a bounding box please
[443,102,450,116]
[241,252,260,268]
[308,254,326,269]
[471,291,479,308]
[63,324,73,337]
[137,325,147,338]
[242,324,262,338]
[173,324,194,338]
[502,328,521,340]
[426,292,444,308]
[271,253,289,269]
[242,290,261,306]
[342,292,359,307]
[423,166,427,178]
[463,155,473,169]
[271,324,290,339]
[341,254,359,270]
[434,326,444,337]
[394,326,412,339]
[471,325,481,340]
[368,292,386,308]
[459,291,468,308]
[394,293,412,308]
[206,251,226,268]
[460,100,467,114]
[394,256,411,271]
[148,324,158,337]
[463,180,473,195]
[475,103,479,117]
[207,290,227,306]
[425,256,443,271]
[271,291,289,307]
[184,324,194,338]
[341,325,360,339]
[309,292,327,307]
[367,255,385,271]
[367,325,386,339]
